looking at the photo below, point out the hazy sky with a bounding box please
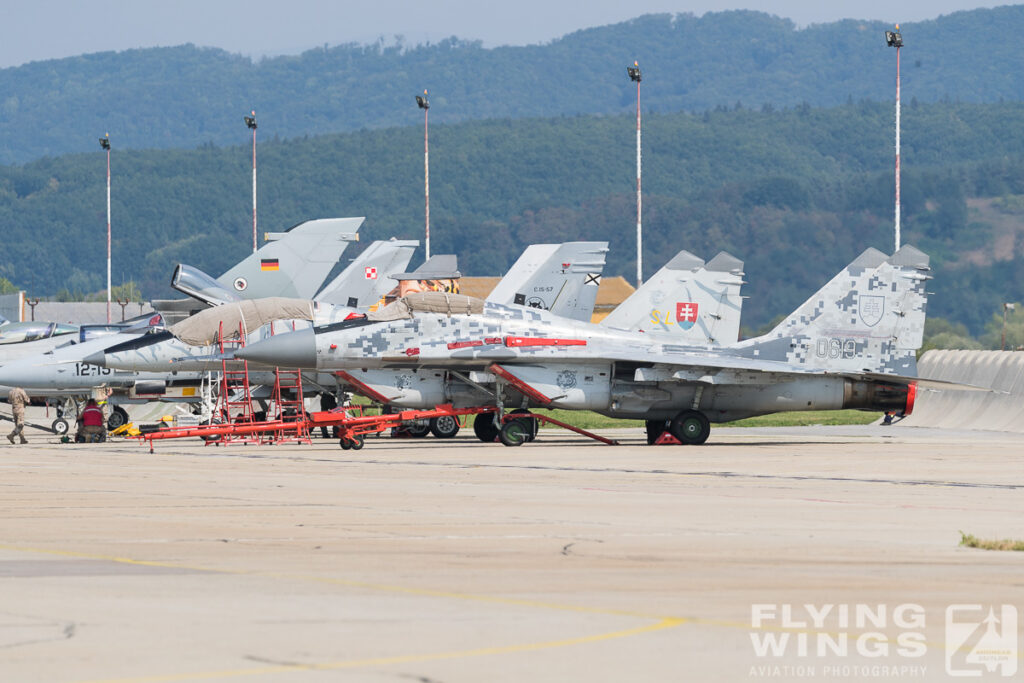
[1,0,1008,69]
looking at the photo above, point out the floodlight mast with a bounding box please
[886,25,903,251]
[628,61,643,286]
[416,91,430,259]
[99,134,111,323]
[244,111,258,253]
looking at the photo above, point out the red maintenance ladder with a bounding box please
[265,368,311,445]
[212,321,259,445]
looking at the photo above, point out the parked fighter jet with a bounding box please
[237,246,934,446]
[153,216,363,320]
[87,242,613,437]
[285,248,745,418]
[0,218,366,431]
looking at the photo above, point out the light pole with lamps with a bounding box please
[99,134,111,324]
[885,25,903,252]
[627,61,643,286]
[416,90,430,259]
[244,111,258,253]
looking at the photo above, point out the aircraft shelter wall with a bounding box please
[899,349,1024,433]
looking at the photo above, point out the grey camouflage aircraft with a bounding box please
[275,248,747,420]
[236,246,934,446]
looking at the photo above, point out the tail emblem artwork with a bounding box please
[859,295,885,327]
[676,302,699,330]
[365,267,378,280]
[233,277,248,291]
[260,259,280,272]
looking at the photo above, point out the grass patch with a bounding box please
[722,410,879,428]
[530,409,878,430]
[959,532,1024,552]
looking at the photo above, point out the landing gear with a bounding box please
[429,415,460,439]
[107,405,129,431]
[473,412,500,442]
[670,410,710,445]
[51,418,70,436]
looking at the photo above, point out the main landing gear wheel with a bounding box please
[645,419,669,445]
[429,415,460,439]
[499,419,530,447]
[473,412,500,443]
[107,406,129,431]
[670,410,711,445]
[51,418,70,436]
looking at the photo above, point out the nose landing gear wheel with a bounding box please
[52,418,70,436]
[670,410,710,445]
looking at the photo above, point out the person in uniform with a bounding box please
[76,398,106,443]
[7,387,30,444]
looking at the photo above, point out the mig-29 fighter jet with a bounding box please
[237,246,933,446]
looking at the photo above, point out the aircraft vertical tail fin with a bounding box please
[487,242,609,322]
[216,217,362,300]
[315,239,419,309]
[601,250,745,345]
[733,246,930,375]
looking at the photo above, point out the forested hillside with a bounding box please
[1,100,1023,334]
[1,6,1023,164]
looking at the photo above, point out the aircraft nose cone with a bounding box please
[81,350,106,367]
[235,328,316,368]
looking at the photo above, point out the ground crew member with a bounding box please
[7,386,30,444]
[76,398,106,442]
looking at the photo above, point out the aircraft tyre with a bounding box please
[670,410,710,445]
[498,420,530,447]
[429,415,460,439]
[645,419,668,445]
[404,420,430,438]
[107,406,129,431]
[509,409,538,441]
[473,412,500,442]
[52,418,70,436]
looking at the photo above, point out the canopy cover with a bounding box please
[170,298,314,346]
[367,292,484,322]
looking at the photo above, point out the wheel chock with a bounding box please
[653,431,682,445]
